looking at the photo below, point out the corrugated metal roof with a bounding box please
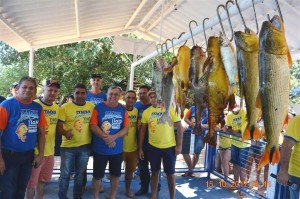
[0,0,299,58]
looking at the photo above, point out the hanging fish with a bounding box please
[190,46,208,136]
[257,15,292,169]
[234,28,261,141]
[152,58,167,108]
[204,36,230,146]
[177,45,191,93]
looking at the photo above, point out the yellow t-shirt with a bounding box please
[226,109,251,148]
[218,132,231,149]
[59,102,94,148]
[123,108,138,152]
[34,99,59,156]
[141,106,181,148]
[285,115,300,178]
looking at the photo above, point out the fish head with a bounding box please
[191,46,205,58]
[234,29,258,52]
[207,36,220,57]
[259,15,288,55]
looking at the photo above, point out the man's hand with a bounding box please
[175,145,182,155]
[277,169,289,186]
[107,141,116,148]
[138,148,144,160]
[0,157,5,175]
[33,155,43,168]
[64,129,73,140]
[103,134,116,145]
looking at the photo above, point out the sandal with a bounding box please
[181,172,190,177]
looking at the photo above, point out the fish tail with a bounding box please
[203,130,216,146]
[271,147,280,165]
[258,149,270,170]
[228,84,237,96]
[158,113,172,127]
[252,126,262,140]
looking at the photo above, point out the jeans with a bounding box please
[0,150,34,199]
[289,175,300,199]
[138,146,150,191]
[58,145,90,199]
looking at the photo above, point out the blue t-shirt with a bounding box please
[86,90,107,105]
[0,98,44,152]
[92,103,127,155]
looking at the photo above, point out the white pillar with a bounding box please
[29,48,35,77]
[129,54,137,90]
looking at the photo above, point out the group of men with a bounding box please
[0,74,184,199]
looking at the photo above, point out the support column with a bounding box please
[29,48,35,77]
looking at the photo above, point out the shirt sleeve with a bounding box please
[185,108,191,118]
[38,109,48,127]
[123,111,129,126]
[141,109,148,124]
[285,116,300,142]
[58,105,66,122]
[90,109,99,125]
[0,106,8,130]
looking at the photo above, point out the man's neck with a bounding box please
[91,87,101,93]
[41,97,53,105]
[125,105,133,110]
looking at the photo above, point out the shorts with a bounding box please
[93,152,122,179]
[148,144,176,174]
[181,130,204,155]
[231,145,249,168]
[122,150,138,173]
[27,155,54,188]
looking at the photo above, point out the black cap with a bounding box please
[45,80,61,88]
[90,74,102,79]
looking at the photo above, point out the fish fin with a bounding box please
[252,126,262,140]
[283,114,289,128]
[242,127,251,142]
[228,84,237,96]
[271,148,280,165]
[287,51,293,69]
[258,149,270,170]
[228,94,236,111]
[164,67,173,72]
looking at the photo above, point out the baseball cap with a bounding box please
[11,82,18,88]
[147,88,156,96]
[90,74,102,79]
[45,80,60,88]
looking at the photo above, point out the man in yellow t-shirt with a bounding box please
[277,115,300,199]
[26,80,60,199]
[224,104,250,192]
[138,89,183,199]
[56,84,94,199]
[123,90,138,198]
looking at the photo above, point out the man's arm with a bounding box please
[0,130,5,175]
[33,126,45,168]
[138,123,147,160]
[277,138,295,186]
[184,117,195,129]
[56,121,73,140]
[174,122,183,155]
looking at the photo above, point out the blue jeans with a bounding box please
[289,175,300,199]
[0,150,34,199]
[58,145,90,199]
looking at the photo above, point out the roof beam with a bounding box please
[74,0,80,37]
[124,0,149,30]
[137,0,165,28]
[0,14,31,45]
[31,28,136,50]
[146,0,185,31]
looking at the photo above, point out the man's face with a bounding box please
[90,77,102,89]
[74,88,86,105]
[107,88,121,105]
[16,80,36,101]
[125,92,137,107]
[138,88,149,103]
[149,93,157,105]
[43,86,59,103]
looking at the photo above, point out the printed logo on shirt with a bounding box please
[16,123,28,142]
[18,109,39,133]
[102,121,112,134]
[74,119,83,133]
[90,98,104,105]
[102,111,123,130]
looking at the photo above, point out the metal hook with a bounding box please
[202,18,209,49]
[178,32,187,45]
[161,43,165,55]
[234,0,248,33]
[275,0,284,23]
[252,0,259,34]
[171,38,176,55]
[189,20,198,46]
[165,39,172,54]
[225,0,234,41]
[156,44,161,56]
[217,4,227,39]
